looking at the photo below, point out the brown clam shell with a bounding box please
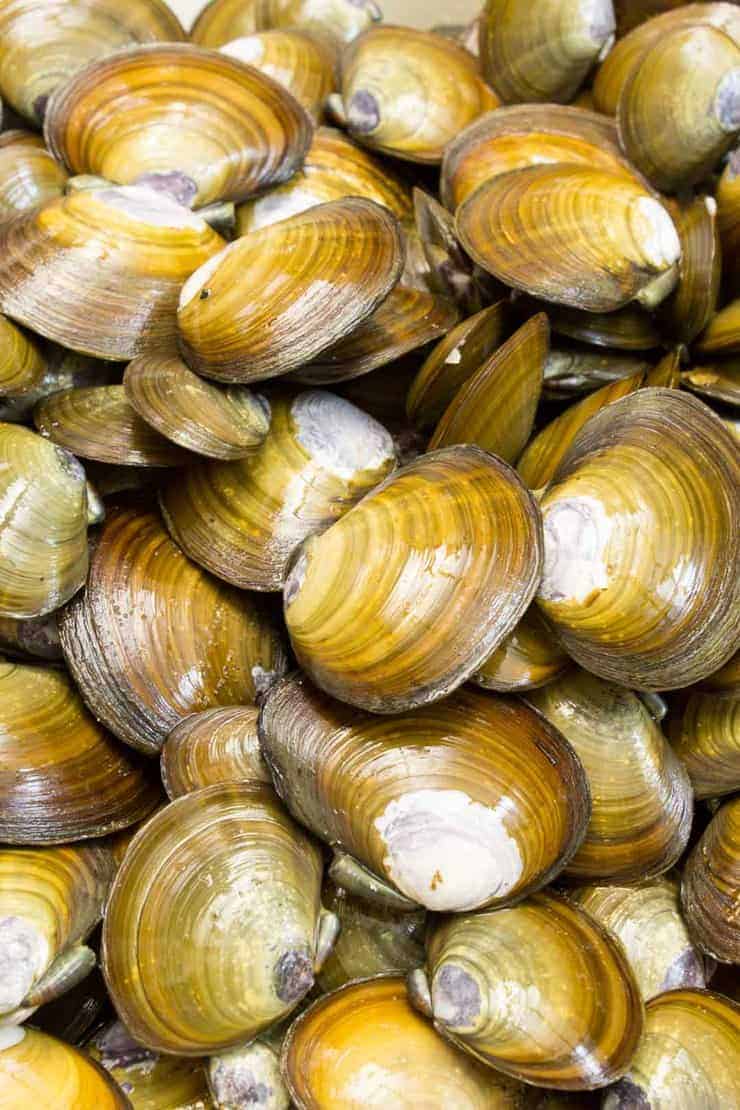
[680,362,740,408]
[696,298,740,355]
[537,302,661,351]
[220,29,338,120]
[658,196,721,345]
[89,1023,211,1110]
[191,0,380,48]
[668,690,739,799]
[0,613,62,662]
[0,130,67,222]
[682,797,740,963]
[0,312,46,397]
[0,1027,129,1108]
[161,706,270,800]
[717,145,740,296]
[473,606,569,693]
[541,347,651,400]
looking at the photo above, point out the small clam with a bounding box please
[0,424,88,619]
[44,44,313,207]
[0,130,67,222]
[538,302,661,352]
[411,891,643,1090]
[58,507,287,755]
[0,313,46,397]
[680,362,740,408]
[537,390,740,690]
[604,989,740,1109]
[473,606,569,693]
[283,976,525,1108]
[0,660,159,844]
[333,26,499,163]
[457,165,681,313]
[668,690,739,799]
[221,30,338,120]
[717,146,740,294]
[0,0,185,126]
[191,0,380,47]
[682,796,740,963]
[0,185,224,361]
[617,25,740,193]
[541,348,650,399]
[89,1022,212,1108]
[161,706,271,800]
[658,196,721,345]
[208,1019,293,1110]
[283,447,543,712]
[645,348,683,388]
[0,1027,128,1108]
[0,613,62,662]
[259,674,589,912]
[178,198,404,383]
[124,353,271,461]
[571,879,709,1001]
[696,298,740,355]
[103,782,335,1054]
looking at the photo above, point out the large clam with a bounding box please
[682,796,740,963]
[102,782,336,1055]
[0,130,68,222]
[282,446,543,713]
[161,706,271,800]
[221,29,338,120]
[191,0,380,48]
[259,673,589,912]
[0,1027,128,1108]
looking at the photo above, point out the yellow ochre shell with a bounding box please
[0,1027,129,1109]
[191,0,380,48]
[681,796,740,963]
[0,130,68,222]
[220,29,337,120]
[161,706,271,800]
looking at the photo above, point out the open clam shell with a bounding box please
[102,782,329,1054]
[191,0,380,48]
[682,796,740,963]
[58,507,287,755]
[161,706,271,800]
[473,606,569,693]
[0,185,225,361]
[0,130,67,222]
[259,674,589,912]
[221,29,338,120]
[283,446,543,713]
[0,1027,129,1109]
[89,1022,211,1109]
[178,197,404,383]
[44,44,313,208]
[536,390,740,690]
[0,313,46,397]
[0,660,159,845]
[413,890,643,1091]
[668,690,739,799]
[160,392,396,592]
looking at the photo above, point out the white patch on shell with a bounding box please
[292,391,396,479]
[0,917,49,1015]
[246,186,322,232]
[539,495,612,605]
[631,197,682,270]
[221,36,267,64]
[374,789,523,912]
[210,1042,287,1110]
[95,186,207,231]
[714,67,740,131]
[178,248,229,309]
[0,1026,25,1050]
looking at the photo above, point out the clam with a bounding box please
[542,348,651,399]
[177,197,404,383]
[411,890,643,1090]
[0,0,185,126]
[537,390,740,690]
[58,507,287,755]
[191,0,380,48]
[0,660,159,844]
[259,674,589,912]
[317,880,426,992]
[161,392,396,592]
[406,301,509,429]
[701,650,740,696]
[645,348,683,388]
[34,385,191,467]
[0,842,115,1021]
[221,30,338,120]
[682,796,740,963]
[537,302,661,352]
[603,989,740,1109]
[571,879,709,1001]
[517,370,645,489]
[283,446,543,712]
[0,130,67,222]
[696,298,740,355]
[0,185,224,361]
[457,165,681,313]
[44,44,313,208]
[0,613,62,662]
[441,104,645,210]
[658,197,721,345]
[332,26,499,163]
[479,0,616,104]
[123,353,271,461]
[209,1020,292,1110]
[0,424,88,619]
[473,606,569,693]
[668,690,739,799]
[103,782,335,1054]
[0,1027,128,1108]
[235,126,412,235]
[89,1022,212,1108]
[617,26,740,193]
[527,669,692,882]
[161,706,271,800]
[283,976,526,1108]
[428,314,546,461]
[681,362,740,408]
[0,345,118,425]
[0,313,46,397]
[717,146,740,294]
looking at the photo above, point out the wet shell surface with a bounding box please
[161,705,271,800]
[681,796,740,963]
[696,298,740,355]
[259,674,589,912]
[44,44,313,207]
[58,507,286,755]
[0,613,62,662]
[191,0,380,48]
[0,130,68,222]
[0,312,47,398]
[0,1026,129,1109]
[283,446,543,713]
[89,1022,212,1110]
[681,361,740,408]
[473,606,569,692]
[668,690,740,799]
[220,29,338,120]
[658,195,721,345]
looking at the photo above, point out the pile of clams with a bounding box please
[0,0,738,1106]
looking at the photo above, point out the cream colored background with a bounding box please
[167,0,479,30]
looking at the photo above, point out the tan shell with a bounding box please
[0,1027,128,1109]
[668,691,739,799]
[0,131,68,223]
[89,1022,212,1110]
[682,797,740,963]
[473,606,569,693]
[0,313,46,398]
[161,706,270,800]
[192,0,380,47]
[696,298,740,355]
[221,30,337,120]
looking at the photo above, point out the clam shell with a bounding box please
[536,302,661,351]
[0,185,225,361]
[0,660,159,845]
[473,606,569,692]
[123,353,271,461]
[0,313,46,397]
[336,26,499,164]
[417,890,643,1090]
[717,146,740,295]
[0,346,118,425]
[658,196,721,345]
[259,674,589,912]
[177,197,404,383]
[0,613,62,662]
[527,669,692,882]
[536,389,740,690]
[208,1033,289,1110]
[700,649,740,696]
[0,1027,128,1108]
[645,348,683,388]
[58,507,287,755]
[161,706,270,800]
[89,1022,211,1110]
[283,446,543,713]
[221,29,338,120]
[0,424,88,619]
[456,164,681,312]
[160,392,396,592]
[192,0,380,47]
[44,44,313,208]
[102,782,326,1054]
[682,797,740,963]
[0,130,67,222]
[668,690,739,799]
[680,361,740,408]
[696,299,740,355]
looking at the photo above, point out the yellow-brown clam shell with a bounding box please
[658,196,721,345]
[717,146,740,295]
[0,313,46,398]
[90,1022,212,1110]
[0,130,67,222]
[682,796,740,963]
[668,690,739,799]
[473,606,569,693]
[696,298,740,355]
[221,29,337,120]
[161,706,271,800]
[680,362,740,408]
[0,1027,128,1109]
[540,348,650,400]
[191,0,380,48]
